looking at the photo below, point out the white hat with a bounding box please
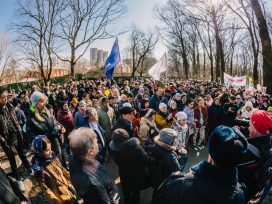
[176,111,187,121]
[159,103,167,111]
[123,102,132,108]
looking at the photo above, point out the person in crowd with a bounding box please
[73,101,86,129]
[85,107,106,163]
[149,128,188,188]
[112,106,135,138]
[183,98,195,127]
[110,129,151,203]
[172,112,189,149]
[259,100,269,111]
[31,135,77,204]
[92,98,100,110]
[238,101,256,119]
[222,95,239,127]
[149,87,168,112]
[236,94,244,110]
[138,109,159,148]
[27,91,64,157]
[205,93,213,108]
[20,94,31,118]
[134,94,143,113]
[69,97,78,116]
[140,98,150,117]
[193,98,208,151]
[69,127,120,204]
[0,87,32,192]
[155,103,175,130]
[267,106,272,116]
[82,93,92,108]
[12,100,27,130]
[153,125,248,204]
[0,166,28,204]
[98,97,115,144]
[187,87,196,99]
[208,97,223,135]
[57,101,74,162]
[219,92,230,107]
[238,110,272,202]
[168,100,178,118]
[170,93,184,112]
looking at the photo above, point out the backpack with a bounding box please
[248,144,272,202]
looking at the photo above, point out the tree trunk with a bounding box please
[251,0,272,93]
[70,45,76,77]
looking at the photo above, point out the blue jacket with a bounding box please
[149,94,168,112]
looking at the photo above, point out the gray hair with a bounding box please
[69,127,96,160]
[85,107,97,118]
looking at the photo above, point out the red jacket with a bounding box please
[194,106,208,128]
[57,109,74,143]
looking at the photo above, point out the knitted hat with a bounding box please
[136,94,143,100]
[138,87,145,94]
[110,129,139,151]
[176,112,187,121]
[175,93,182,98]
[159,128,177,145]
[209,125,248,168]
[159,103,167,111]
[30,91,46,107]
[251,110,272,134]
[122,102,132,108]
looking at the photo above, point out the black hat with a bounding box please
[209,126,248,168]
[230,95,236,100]
[119,106,134,115]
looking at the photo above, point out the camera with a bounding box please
[233,118,250,137]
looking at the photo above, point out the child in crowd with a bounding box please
[172,112,189,149]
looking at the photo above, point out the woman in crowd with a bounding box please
[82,93,92,108]
[155,103,175,130]
[168,101,178,118]
[193,98,208,151]
[69,98,78,116]
[32,135,77,204]
[27,91,63,156]
[238,101,256,119]
[138,109,159,148]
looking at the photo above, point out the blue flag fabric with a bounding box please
[104,38,121,79]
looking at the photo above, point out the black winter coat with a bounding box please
[208,103,223,133]
[69,156,120,204]
[112,117,134,138]
[0,167,27,204]
[110,138,151,190]
[223,102,239,127]
[153,161,245,204]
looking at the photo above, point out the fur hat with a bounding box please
[209,126,248,168]
[176,112,187,121]
[159,103,167,111]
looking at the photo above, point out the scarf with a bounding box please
[31,135,57,174]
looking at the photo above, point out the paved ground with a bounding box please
[104,145,209,204]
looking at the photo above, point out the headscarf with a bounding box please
[31,135,57,174]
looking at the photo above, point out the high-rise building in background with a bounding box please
[90,48,98,65]
[90,48,108,66]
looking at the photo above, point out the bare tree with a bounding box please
[55,0,126,77]
[12,0,64,85]
[250,0,272,93]
[126,26,158,78]
[0,31,15,85]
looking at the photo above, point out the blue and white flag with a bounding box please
[104,38,121,79]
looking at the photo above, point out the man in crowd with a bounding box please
[149,87,168,112]
[238,110,272,202]
[223,95,239,127]
[112,106,135,138]
[69,127,120,204]
[0,87,32,192]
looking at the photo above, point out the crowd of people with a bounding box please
[0,78,272,204]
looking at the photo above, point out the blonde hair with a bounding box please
[34,95,52,122]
